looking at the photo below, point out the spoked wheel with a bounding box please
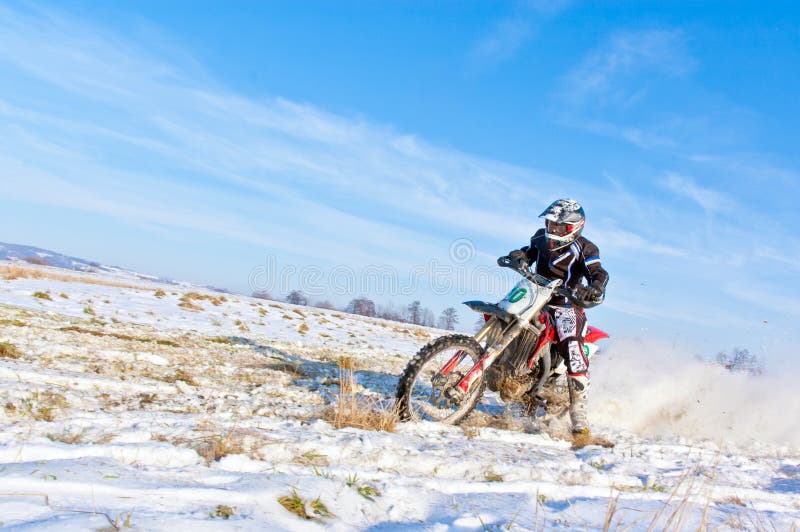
[395,334,485,424]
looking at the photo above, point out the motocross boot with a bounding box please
[567,375,590,434]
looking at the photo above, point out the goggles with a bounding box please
[545,220,573,237]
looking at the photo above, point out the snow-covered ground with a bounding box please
[0,261,798,530]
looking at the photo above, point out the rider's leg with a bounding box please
[551,307,590,433]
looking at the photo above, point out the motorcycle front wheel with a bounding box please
[395,334,485,425]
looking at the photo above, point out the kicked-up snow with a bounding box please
[0,261,798,530]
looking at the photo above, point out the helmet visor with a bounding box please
[545,220,573,237]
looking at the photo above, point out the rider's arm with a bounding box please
[582,240,609,295]
[509,233,540,265]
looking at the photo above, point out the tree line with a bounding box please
[253,290,459,330]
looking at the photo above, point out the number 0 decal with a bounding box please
[508,288,528,303]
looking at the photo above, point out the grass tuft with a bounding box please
[33,291,52,300]
[0,341,20,359]
[277,490,334,521]
[212,505,235,519]
[322,358,397,432]
[278,490,311,520]
[293,450,329,467]
[195,431,247,464]
[347,474,381,501]
[0,318,27,327]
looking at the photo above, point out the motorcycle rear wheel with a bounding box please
[395,334,485,424]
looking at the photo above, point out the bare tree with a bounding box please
[252,291,273,300]
[421,308,435,327]
[716,347,765,375]
[407,301,422,325]
[346,297,376,317]
[377,302,405,322]
[286,290,308,306]
[437,307,459,330]
[313,300,338,310]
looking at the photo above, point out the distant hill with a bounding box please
[0,242,174,285]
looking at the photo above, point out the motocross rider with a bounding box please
[507,198,608,435]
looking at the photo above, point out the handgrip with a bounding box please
[558,288,602,309]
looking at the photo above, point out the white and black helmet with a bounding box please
[539,198,586,250]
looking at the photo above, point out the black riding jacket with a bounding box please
[515,229,609,307]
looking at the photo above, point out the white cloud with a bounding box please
[468,1,571,68]
[563,29,695,106]
[471,18,533,64]
[660,172,734,213]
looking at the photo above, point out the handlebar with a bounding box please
[497,255,602,309]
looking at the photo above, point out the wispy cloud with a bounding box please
[0,4,561,272]
[563,29,695,106]
[468,1,572,69]
[659,172,735,213]
[470,18,533,64]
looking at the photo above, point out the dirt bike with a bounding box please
[395,256,608,425]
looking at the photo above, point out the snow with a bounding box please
[0,260,798,530]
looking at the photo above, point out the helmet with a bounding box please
[539,199,585,250]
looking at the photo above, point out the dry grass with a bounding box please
[266,361,305,378]
[160,368,199,386]
[58,326,180,347]
[0,318,27,327]
[293,450,329,467]
[33,291,52,300]
[18,391,69,422]
[212,505,235,519]
[484,468,503,482]
[154,289,166,298]
[322,358,397,432]
[278,490,333,521]
[602,492,620,532]
[1,264,146,290]
[0,341,20,359]
[298,323,309,335]
[47,430,87,444]
[178,299,203,312]
[195,431,248,464]
[176,292,227,311]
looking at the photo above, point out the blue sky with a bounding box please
[1,1,799,359]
